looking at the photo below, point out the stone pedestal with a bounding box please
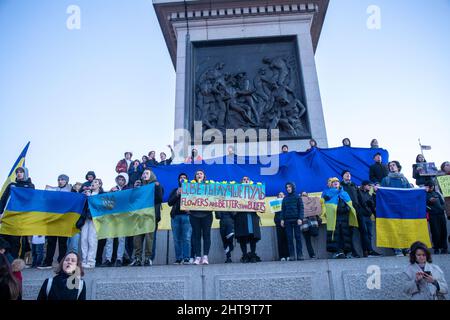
[154,1,329,161]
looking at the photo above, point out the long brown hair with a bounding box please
[0,253,21,300]
[54,251,85,277]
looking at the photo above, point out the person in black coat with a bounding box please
[37,252,86,300]
[235,176,262,263]
[216,211,236,263]
[357,181,381,257]
[340,170,362,258]
[280,182,304,261]
[128,160,143,187]
[369,153,388,185]
[80,171,96,193]
[413,154,436,187]
[425,182,448,254]
[274,192,289,261]
[0,167,35,259]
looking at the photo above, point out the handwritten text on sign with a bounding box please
[437,175,450,198]
[181,182,266,212]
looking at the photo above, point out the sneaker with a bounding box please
[280,258,286,262]
[122,257,131,266]
[287,256,296,262]
[115,260,122,267]
[183,258,191,265]
[88,263,96,269]
[129,259,142,267]
[37,263,53,270]
[193,257,201,265]
[240,254,250,263]
[225,257,232,263]
[332,252,345,259]
[201,255,209,265]
[173,260,182,265]
[100,260,113,267]
[310,255,317,259]
[368,251,382,257]
[249,253,261,263]
[143,258,152,266]
[345,253,353,259]
[253,254,261,262]
[189,258,194,264]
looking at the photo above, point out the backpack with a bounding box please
[46,277,84,300]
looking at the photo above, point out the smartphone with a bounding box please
[424,271,432,276]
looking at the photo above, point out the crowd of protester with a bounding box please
[0,139,449,300]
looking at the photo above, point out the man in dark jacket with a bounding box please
[369,153,388,184]
[280,182,304,261]
[425,182,448,254]
[158,145,175,166]
[168,173,192,264]
[340,170,362,258]
[357,181,381,257]
[0,167,35,259]
[81,171,96,192]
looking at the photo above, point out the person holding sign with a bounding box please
[300,192,321,259]
[425,182,448,254]
[234,176,262,263]
[280,182,304,261]
[437,161,450,219]
[413,154,437,187]
[190,170,213,265]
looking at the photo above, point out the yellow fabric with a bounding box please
[324,201,359,232]
[0,210,80,237]
[0,158,25,201]
[92,208,155,240]
[376,218,432,248]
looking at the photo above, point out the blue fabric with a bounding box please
[376,188,426,219]
[247,213,253,234]
[152,147,389,202]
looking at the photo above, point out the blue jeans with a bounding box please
[67,233,80,254]
[284,220,303,258]
[32,244,44,267]
[172,215,192,261]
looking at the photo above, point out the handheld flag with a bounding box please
[0,187,85,237]
[0,142,30,201]
[88,183,156,240]
[376,187,431,248]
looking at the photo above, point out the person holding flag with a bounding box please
[0,167,35,259]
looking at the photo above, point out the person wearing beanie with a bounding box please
[101,173,130,268]
[0,166,35,259]
[81,171,96,193]
[425,182,448,254]
[357,181,382,257]
[340,170,362,258]
[168,173,192,264]
[280,182,304,261]
[115,152,133,174]
[39,175,72,269]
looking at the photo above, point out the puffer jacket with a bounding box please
[280,183,304,221]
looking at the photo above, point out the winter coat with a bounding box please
[0,177,35,214]
[168,187,187,218]
[281,193,304,221]
[128,166,143,187]
[426,191,446,216]
[369,162,389,184]
[358,189,376,217]
[403,263,448,300]
[37,273,86,300]
[115,159,130,174]
[381,172,411,189]
[234,211,261,240]
[146,159,159,167]
[341,180,361,213]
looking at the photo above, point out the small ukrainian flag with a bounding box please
[0,142,30,200]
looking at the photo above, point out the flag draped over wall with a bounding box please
[152,147,389,202]
[376,187,431,248]
[88,183,156,240]
[0,187,85,237]
[0,142,30,201]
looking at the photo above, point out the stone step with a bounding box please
[22,255,450,300]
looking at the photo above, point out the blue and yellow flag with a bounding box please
[0,142,30,201]
[88,183,155,240]
[376,187,431,248]
[322,188,359,232]
[0,187,85,237]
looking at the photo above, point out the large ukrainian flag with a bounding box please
[376,187,431,248]
[88,183,155,240]
[0,142,30,201]
[0,187,85,236]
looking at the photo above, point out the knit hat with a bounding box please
[341,169,350,177]
[58,174,69,183]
